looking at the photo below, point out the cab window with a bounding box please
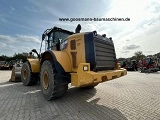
[60,39,68,50]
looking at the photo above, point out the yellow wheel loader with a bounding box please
[21,24,127,100]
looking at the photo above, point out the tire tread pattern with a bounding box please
[21,62,38,86]
[40,60,68,100]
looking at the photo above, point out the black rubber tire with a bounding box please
[21,62,38,86]
[40,60,68,101]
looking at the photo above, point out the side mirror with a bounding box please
[31,49,40,58]
[32,49,37,53]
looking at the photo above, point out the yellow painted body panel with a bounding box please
[28,59,40,73]
[66,33,86,72]
[71,63,127,87]
[53,50,72,72]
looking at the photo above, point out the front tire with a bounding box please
[40,60,68,100]
[21,62,38,86]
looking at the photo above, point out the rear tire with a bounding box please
[40,60,68,100]
[21,62,38,86]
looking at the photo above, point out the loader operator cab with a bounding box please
[30,26,74,59]
[42,27,74,51]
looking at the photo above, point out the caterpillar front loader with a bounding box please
[21,24,127,100]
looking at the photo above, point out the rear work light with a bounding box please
[83,66,88,71]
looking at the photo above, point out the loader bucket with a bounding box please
[9,65,22,82]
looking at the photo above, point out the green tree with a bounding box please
[117,58,125,61]
[0,53,28,63]
[0,55,8,61]
[154,52,160,59]
[130,55,136,60]
[134,51,145,60]
[12,53,27,63]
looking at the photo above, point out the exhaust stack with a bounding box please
[75,24,81,33]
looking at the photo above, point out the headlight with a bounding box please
[83,66,88,71]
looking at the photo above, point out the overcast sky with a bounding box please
[0,0,160,58]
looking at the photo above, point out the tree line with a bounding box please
[0,53,28,63]
[118,51,160,61]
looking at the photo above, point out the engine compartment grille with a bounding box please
[94,36,116,71]
[84,32,117,71]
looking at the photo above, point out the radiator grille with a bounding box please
[93,37,116,71]
[84,32,117,71]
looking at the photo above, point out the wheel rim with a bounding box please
[43,71,49,90]
[23,69,27,80]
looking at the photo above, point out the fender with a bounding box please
[27,59,40,73]
[41,50,72,85]
[41,50,72,72]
